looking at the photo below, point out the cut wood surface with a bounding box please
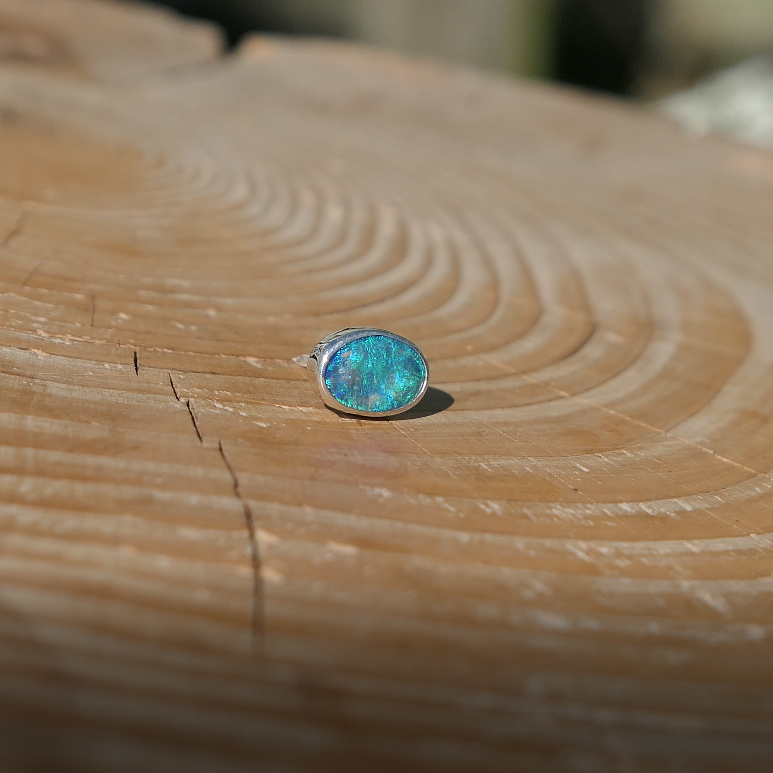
[0,2,772,771]
[0,0,222,84]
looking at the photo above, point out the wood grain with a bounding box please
[0,5,772,772]
[0,0,222,83]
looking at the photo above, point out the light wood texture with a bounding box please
[0,0,222,83]
[0,4,772,771]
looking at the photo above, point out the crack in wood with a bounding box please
[133,350,139,376]
[168,372,202,443]
[168,372,181,401]
[20,259,42,288]
[218,440,264,656]
[168,370,262,650]
[2,211,26,249]
[185,400,203,443]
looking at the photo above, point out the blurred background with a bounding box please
[147,0,773,146]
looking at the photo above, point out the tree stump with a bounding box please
[0,2,772,771]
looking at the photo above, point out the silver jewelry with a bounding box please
[296,327,429,417]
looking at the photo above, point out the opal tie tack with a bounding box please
[296,328,429,417]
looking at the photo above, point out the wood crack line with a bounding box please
[168,372,263,654]
[2,211,26,249]
[20,260,42,288]
[219,440,264,655]
[186,401,203,443]
[168,372,202,443]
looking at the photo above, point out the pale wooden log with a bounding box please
[0,0,222,83]
[0,6,772,772]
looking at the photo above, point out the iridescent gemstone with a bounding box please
[323,334,427,414]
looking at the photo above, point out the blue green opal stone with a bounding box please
[324,335,426,414]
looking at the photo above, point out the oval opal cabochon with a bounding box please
[323,334,427,414]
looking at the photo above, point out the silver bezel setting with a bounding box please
[307,327,429,418]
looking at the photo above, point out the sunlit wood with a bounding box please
[0,4,771,771]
